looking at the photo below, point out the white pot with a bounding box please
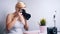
[40,26,47,33]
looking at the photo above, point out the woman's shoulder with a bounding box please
[7,13,14,17]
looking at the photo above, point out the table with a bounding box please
[24,30,47,34]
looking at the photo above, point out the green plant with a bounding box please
[40,18,46,26]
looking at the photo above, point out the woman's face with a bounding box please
[16,7,26,14]
[15,2,26,13]
[16,7,20,12]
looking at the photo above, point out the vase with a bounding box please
[40,26,47,33]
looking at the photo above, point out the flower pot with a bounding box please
[40,26,47,33]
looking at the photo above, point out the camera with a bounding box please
[47,27,57,34]
[20,9,31,20]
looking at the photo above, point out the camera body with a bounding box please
[47,27,57,34]
[20,9,31,20]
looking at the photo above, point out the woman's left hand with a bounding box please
[18,12,25,25]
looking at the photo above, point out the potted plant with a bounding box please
[39,18,47,33]
[40,18,46,26]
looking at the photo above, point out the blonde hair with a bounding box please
[16,2,26,8]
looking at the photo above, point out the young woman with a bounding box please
[6,2,29,34]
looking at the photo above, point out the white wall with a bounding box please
[0,0,60,34]
[20,0,60,31]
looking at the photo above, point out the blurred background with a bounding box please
[0,0,60,34]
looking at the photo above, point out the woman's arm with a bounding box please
[18,13,29,30]
[24,20,29,31]
[6,14,18,31]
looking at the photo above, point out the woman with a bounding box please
[6,2,29,34]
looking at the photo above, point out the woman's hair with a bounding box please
[15,2,26,8]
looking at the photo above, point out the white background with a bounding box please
[0,0,60,34]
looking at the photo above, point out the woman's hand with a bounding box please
[18,12,29,31]
[6,14,18,31]
[18,12,25,25]
[18,12,22,17]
